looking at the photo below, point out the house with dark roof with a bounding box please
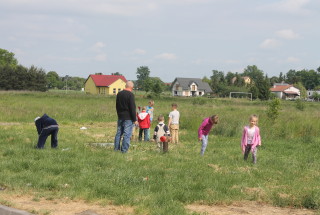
[270,83,300,100]
[171,77,213,97]
[84,73,127,95]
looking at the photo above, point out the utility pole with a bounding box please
[65,75,69,93]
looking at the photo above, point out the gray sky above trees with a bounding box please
[0,0,319,82]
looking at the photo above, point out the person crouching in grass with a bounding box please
[35,114,59,149]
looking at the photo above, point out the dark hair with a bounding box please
[172,103,178,107]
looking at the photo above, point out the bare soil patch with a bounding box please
[186,201,316,215]
[0,122,21,126]
[1,194,134,215]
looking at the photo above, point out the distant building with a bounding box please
[171,77,212,97]
[270,83,300,100]
[231,76,252,85]
[307,90,320,98]
[84,73,127,95]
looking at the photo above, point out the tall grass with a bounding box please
[0,91,319,215]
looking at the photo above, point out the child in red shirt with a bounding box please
[137,107,151,141]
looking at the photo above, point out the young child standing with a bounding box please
[137,107,151,141]
[153,115,170,151]
[146,100,154,122]
[198,115,219,155]
[241,114,261,164]
[168,103,180,144]
[146,100,154,140]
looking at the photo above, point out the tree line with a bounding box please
[0,48,85,91]
[204,65,320,100]
[2,48,320,97]
[135,66,168,97]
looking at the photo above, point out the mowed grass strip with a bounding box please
[0,91,319,215]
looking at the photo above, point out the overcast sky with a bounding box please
[1,0,319,82]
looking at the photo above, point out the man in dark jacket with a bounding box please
[114,81,137,153]
[35,114,59,149]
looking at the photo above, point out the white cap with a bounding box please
[34,116,40,122]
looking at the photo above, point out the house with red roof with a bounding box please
[270,83,300,100]
[84,73,127,95]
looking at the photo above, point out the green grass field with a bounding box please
[0,91,319,215]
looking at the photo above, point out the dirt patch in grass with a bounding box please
[186,201,316,215]
[0,122,21,126]
[1,194,134,215]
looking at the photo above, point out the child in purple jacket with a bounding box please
[198,115,219,155]
[241,114,261,164]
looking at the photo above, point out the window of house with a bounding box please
[113,88,116,94]
[118,88,121,93]
[102,88,105,94]
[176,84,179,90]
[199,92,202,96]
[191,85,196,91]
[174,91,177,95]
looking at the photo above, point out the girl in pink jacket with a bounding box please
[241,115,261,164]
[198,115,219,155]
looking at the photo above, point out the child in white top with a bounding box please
[168,103,180,144]
[241,114,261,164]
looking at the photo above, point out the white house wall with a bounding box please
[284,86,300,95]
[307,90,320,97]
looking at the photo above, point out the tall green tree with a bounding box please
[286,69,299,84]
[225,72,235,86]
[234,73,245,87]
[210,70,225,93]
[202,76,211,84]
[0,65,47,91]
[66,77,86,90]
[296,69,319,90]
[243,65,264,83]
[151,79,164,96]
[136,66,150,90]
[249,85,259,100]
[0,48,18,67]
[256,75,271,100]
[270,76,279,85]
[46,71,60,89]
[278,72,284,82]
[294,82,307,99]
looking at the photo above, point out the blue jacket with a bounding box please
[35,114,58,135]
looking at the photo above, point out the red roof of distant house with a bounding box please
[270,85,293,92]
[90,75,127,87]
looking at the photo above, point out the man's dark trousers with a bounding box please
[37,127,59,149]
